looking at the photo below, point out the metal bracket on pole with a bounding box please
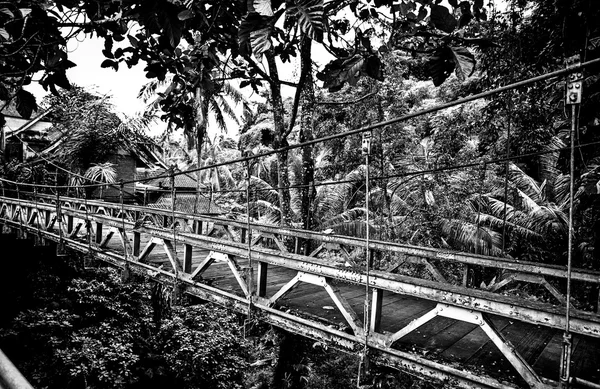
[566,55,583,105]
[362,132,372,156]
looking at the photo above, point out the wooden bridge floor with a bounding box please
[104,233,600,387]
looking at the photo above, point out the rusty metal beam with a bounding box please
[14,195,600,284]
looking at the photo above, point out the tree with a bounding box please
[4,0,493,227]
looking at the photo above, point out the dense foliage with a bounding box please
[0,253,251,389]
[3,0,600,387]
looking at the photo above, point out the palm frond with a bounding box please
[215,95,240,126]
[209,99,228,133]
[509,163,543,203]
[441,219,503,256]
[84,163,117,184]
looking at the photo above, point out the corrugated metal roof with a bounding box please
[148,193,224,214]
[142,168,201,189]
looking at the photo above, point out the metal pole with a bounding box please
[560,104,577,386]
[560,55,582,388]
[0,348,34,389]
[359,132,372,384]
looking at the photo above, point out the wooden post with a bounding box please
[133,231,141,257]
[370,288,383,333]
[257,261,268,297]
[183,244,193,273]
[95,222,103,244]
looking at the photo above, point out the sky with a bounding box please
[30,36,151,118]
[27,33,303,139]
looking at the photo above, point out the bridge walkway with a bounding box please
[106,233,600,387]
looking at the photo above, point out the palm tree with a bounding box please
[84,162,117,199]
[441,156,570,259]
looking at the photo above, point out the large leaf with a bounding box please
[426,47,455,86]
[430,4,456,33]
[287,0,324,42]
[249,0,273,16]
[316,54,382,92]
[0,28,9,41]
[321,56,364,91]
[15,89,37,119]
[250,27,272,57]
[450,46,475,81]
[238,13,272,56]
[426,46,475,85]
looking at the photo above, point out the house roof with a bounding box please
[142,168,202,189]
[5,108,54,139]
[148,193,224,214]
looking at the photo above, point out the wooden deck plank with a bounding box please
[570,334,600,382]
[440,317,511,362]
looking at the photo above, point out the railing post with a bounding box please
[370,288,383,333]
[133,231,141,257]
[257,261,268,298]
[183,244,193,273]
[67,214,74,235]
[95,222,103,244]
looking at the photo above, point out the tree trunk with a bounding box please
[299,38,316,254]
[265,50,293,226]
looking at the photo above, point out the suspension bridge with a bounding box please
[1,190,600,389]
[2,57,600,389]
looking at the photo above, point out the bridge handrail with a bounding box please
[5,201,600,338]
[9,193,600,284]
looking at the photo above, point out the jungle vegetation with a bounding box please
[2,0,600,387]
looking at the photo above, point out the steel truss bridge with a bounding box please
[2,193,600,389]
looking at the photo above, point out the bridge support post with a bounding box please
[370,288,383,333]
[257,262,268,297]
[133,231,141,257]
[95,222,103,244]
[67,215,73,235]
[183,244,193,273]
